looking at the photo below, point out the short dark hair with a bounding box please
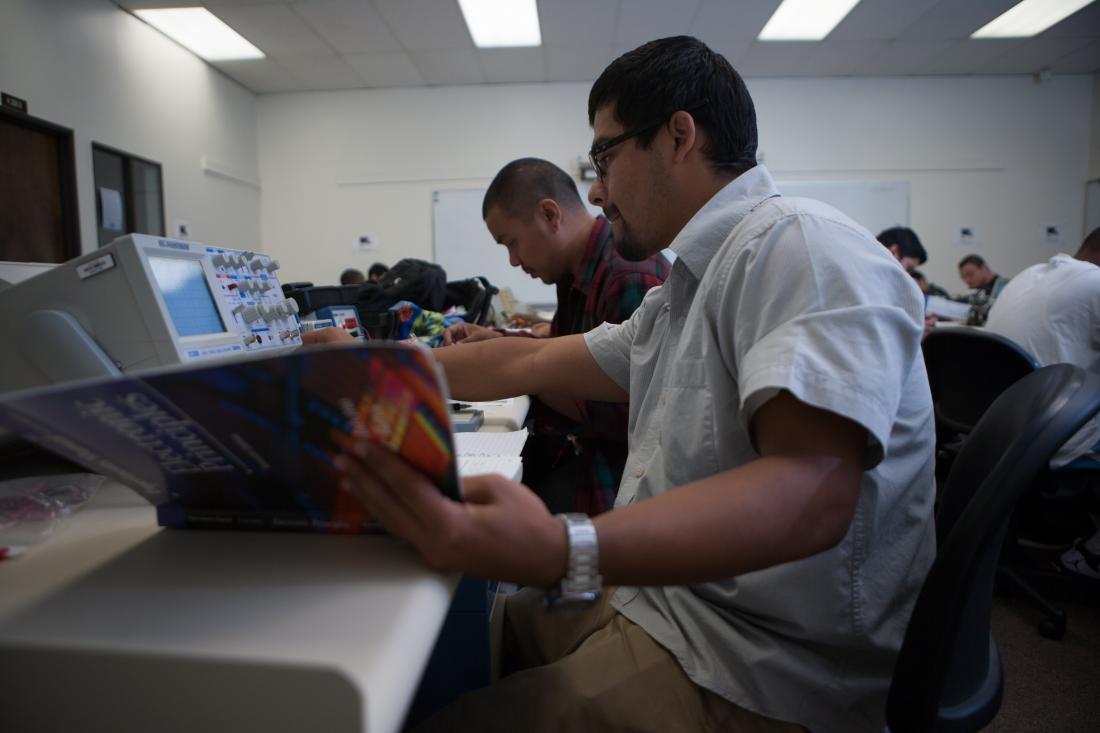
[368,262,388,280]
[482,158,585,220]
[876,226,927,265]
[1079,227,1100,256]
[588,36,757,176]
[340,268,365,285]
[958,254,986,269]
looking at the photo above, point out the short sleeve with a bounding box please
[584,297,648,392]
[715,208,925,467]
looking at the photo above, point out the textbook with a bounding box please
[0,343,463,533]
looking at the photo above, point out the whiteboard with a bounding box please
[432,179,908,304]
[774,180,909,236]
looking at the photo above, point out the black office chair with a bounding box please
[886,364,1100,733]
[922,328,1039,444]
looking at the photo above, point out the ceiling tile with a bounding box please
[410,49,486,85]
[545,45,614,82]
[291,0,402,54]
[479,47,546,84]
[896,0,1021,41]
[689,0,782,43]
[977,37,1095,74]
[539,0,620,47]
[615,0,702,50]
[857,39,956,75]
[829,0,943,42]
[1048,39,1100,73]
[344,52,426,87]
[736,41,818,77]
[789,41,891,77]
[373,0,474,51]
[278,54,364,88]
[917,38,1023,74]
[213,57,306,93]
[211,3,332,56]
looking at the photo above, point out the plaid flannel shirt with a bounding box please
[521,216,669,514]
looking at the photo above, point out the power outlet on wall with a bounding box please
[174,220,191,240]
[355,234,377,253]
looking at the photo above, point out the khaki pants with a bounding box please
[414,587,808,733]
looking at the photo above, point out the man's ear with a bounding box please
[667,109,699,163]
[537,198,563,233]
[889,243,901,258]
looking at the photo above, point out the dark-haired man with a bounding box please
[876,226,927,273]
[445,158,669,514]
[334,37,933,733]
[339,268,365,286]
[957,254,1009,325]
[367,262,388,282]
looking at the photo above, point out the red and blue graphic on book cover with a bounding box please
[0,343,459,532]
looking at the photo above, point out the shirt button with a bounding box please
[634,467,645,478]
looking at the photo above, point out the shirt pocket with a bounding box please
[659,358,719,486]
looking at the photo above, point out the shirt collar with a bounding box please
[669,164,780,279]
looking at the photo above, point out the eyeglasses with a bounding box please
[588,100,709,180]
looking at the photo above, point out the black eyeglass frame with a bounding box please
[588,100,709,180]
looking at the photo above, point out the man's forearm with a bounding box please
[434,337,553,400]
[592,454,862,586]
[433,334,627,404]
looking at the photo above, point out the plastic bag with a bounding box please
[0,473,104,559]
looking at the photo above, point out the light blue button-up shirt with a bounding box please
[584,165,936,733]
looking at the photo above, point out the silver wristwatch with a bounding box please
[545,513,602,609]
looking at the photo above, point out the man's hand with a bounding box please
[335,442,567,587]
[301,327,356,345]
[923,313,937,340]
[442,322,503,346]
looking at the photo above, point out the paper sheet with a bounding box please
[454,429,528,457]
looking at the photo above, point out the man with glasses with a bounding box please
[443,158,668,515]
[333,36,934,733]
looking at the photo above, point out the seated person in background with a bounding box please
[339,268,365,286]
[334,36,934,733]
[956,254,1010,325]
[876,225,927,273]
[875,227,941,337]
[368,262,389,282]
[986,228,1100,579]
[445,158,669,515]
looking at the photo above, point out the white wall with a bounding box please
[0,0,261,259]
[258,74,1092,292]
[1089,72,1100,183]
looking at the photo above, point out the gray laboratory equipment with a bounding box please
[0,234,302,394]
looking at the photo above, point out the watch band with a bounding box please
[546,513,602,608]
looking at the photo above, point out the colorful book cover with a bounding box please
[0,343,459,533]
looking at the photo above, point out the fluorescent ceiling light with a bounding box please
[134,8,264,61]
[458,0,542,48]
[971,0,1096,38]
[759,0,862,41]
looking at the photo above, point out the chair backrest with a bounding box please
[444,276,498,326]
[886,364,1100,733]
[922,328,1040,436]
